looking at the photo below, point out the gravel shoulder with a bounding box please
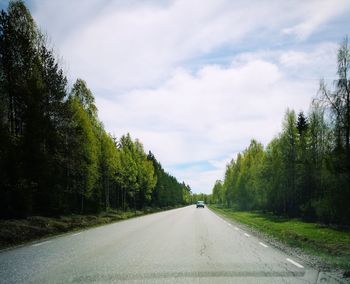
[208,206,350,283]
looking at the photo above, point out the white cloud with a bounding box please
[233,42,338,81]
[282,0,350,40]
[27,0,349,193]
[96,55,320,193]
[30,0,348,93]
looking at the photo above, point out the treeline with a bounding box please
[148,152,191,207]
[0,1,191,218]
[190,193,211,204]
[212,38,350,225]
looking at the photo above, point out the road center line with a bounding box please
[32,240,51,247]
[72,232,81,236]
[286,258,304,268]
[244,233,250,237]
[259,242,268,248]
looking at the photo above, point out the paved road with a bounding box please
[0,206,331,283]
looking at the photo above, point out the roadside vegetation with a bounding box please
[0,1,192,220]
[209,37,350,274]
[210,206,350,273]
[0,206,183,250]
[211,37,350,225]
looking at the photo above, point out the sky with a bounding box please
[2,0,349,194]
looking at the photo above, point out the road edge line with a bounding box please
[286,258,304,268]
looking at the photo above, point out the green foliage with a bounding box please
[210,206,350,271]
[66,97,99,212]
[117,134,159,210]
[217,140,264,211]
[0,1,190,218]
[70,79,97,119]
[148,151,191,207]
[191,193,211,204]
[0,0,69,216]
[99,131,120,210]
[212,38,350,225]
[212,180,224,205]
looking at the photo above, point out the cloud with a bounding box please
[282,0,350,40]
[26,0,349,193]
[96,51,325,193]
[29,0,348,93]
[278,43,338,81]
[232,42,338,82]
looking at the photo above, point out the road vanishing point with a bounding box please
[0,206,340,283]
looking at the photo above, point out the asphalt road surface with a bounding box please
[0,206,337,283]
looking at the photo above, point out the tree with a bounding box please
[211,37,350,224]
[260,137,284,214]
[0,0,37,137]
[224,160,236,207]
[318,37,350,167]
[212,180,224,205]
[318,37,350,223]
[0,1,191,218]
[100,132,120,210]
[280,110,298,216]
[134,139,156,208]
[0,0,38,216]
[147,151,189,207]
[0,0,69,216]
[66,97,99,212]
[295,111,313,217]
[70,79,97,119]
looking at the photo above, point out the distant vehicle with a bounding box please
[196,201,205,208]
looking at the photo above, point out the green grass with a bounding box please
[0,206,178,250]
[209,205,350,272]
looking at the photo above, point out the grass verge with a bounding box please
[0,206,179,250]
[209,205,350,273]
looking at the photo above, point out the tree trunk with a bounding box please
[81,193,84,213]
[105,178,109,210]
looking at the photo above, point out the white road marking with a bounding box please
[32,241,51,247]
[234,227,239,230]
[259,242,268,248]
[244,233,250,237]
[72,233,81,236]
[228,223,232,226]
[286,258,304,268]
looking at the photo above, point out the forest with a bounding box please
[212,37,350,225]
[0,1,192,218]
